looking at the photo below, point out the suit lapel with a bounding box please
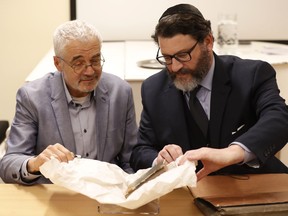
[93,79,109,161]
[209,55,231,148]
[50,72,76,153]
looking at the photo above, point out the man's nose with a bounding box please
[83,64,95,74]
[170,58,183,72]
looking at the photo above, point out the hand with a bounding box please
[156,144,183,164]
[27,143,75,173]
[179,145,245,181]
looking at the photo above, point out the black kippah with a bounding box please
[159,4,204,21]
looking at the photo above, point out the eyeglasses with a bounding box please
[57,54,105,74]
[156,41,198,65]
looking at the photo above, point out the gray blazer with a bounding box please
[0,71,137,184]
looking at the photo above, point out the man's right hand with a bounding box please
[179,145,245,181]
[27,143,75,173]
[156,144,183,164]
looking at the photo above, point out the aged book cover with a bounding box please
[188,174,288,216]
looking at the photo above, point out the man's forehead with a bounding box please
[158,35,196,54]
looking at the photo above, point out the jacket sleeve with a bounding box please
[130,80,159,171]
[235,61,288,166]
[0,86,42,184]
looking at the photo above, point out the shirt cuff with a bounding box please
[230,142,260,168]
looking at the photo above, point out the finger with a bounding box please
[42,147,58,160]
[164,145,183,161]
[156,154,167,165]
[47,144,74,162]
[178,154,187,165]
[55,149,74,162]
[161,149,177,163]
[157,150,173,163]
[54,143,75,161]
[179,150,196,165]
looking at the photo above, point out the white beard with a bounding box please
[173,76,198,92]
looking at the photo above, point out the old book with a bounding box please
[188,174,288,216]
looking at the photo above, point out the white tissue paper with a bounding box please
[40,157,197,209]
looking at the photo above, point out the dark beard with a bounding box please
[168,46,211,92]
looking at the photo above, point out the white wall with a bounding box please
[0,0,70,122]
[2,0,287,122]
[0,1,287,166]
[77,0,288,41]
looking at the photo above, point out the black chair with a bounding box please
[0,121,9,144]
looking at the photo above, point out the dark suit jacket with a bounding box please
[0,72,137,184]
[130,54,288,174]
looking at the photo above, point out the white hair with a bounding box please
[53,20,103,57]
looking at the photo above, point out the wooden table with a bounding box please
[0,184,203,216]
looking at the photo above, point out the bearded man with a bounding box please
[130,4,288,180]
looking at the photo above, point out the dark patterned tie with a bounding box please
[189,86,208,137]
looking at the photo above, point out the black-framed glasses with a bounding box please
[156,41,198,65]
[57,54,105,74]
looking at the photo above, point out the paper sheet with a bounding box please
[40,157,197,209]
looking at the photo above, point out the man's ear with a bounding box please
[205,33,214,51]
[53,56,62,72]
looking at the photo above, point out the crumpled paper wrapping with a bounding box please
[40,157,197,209]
